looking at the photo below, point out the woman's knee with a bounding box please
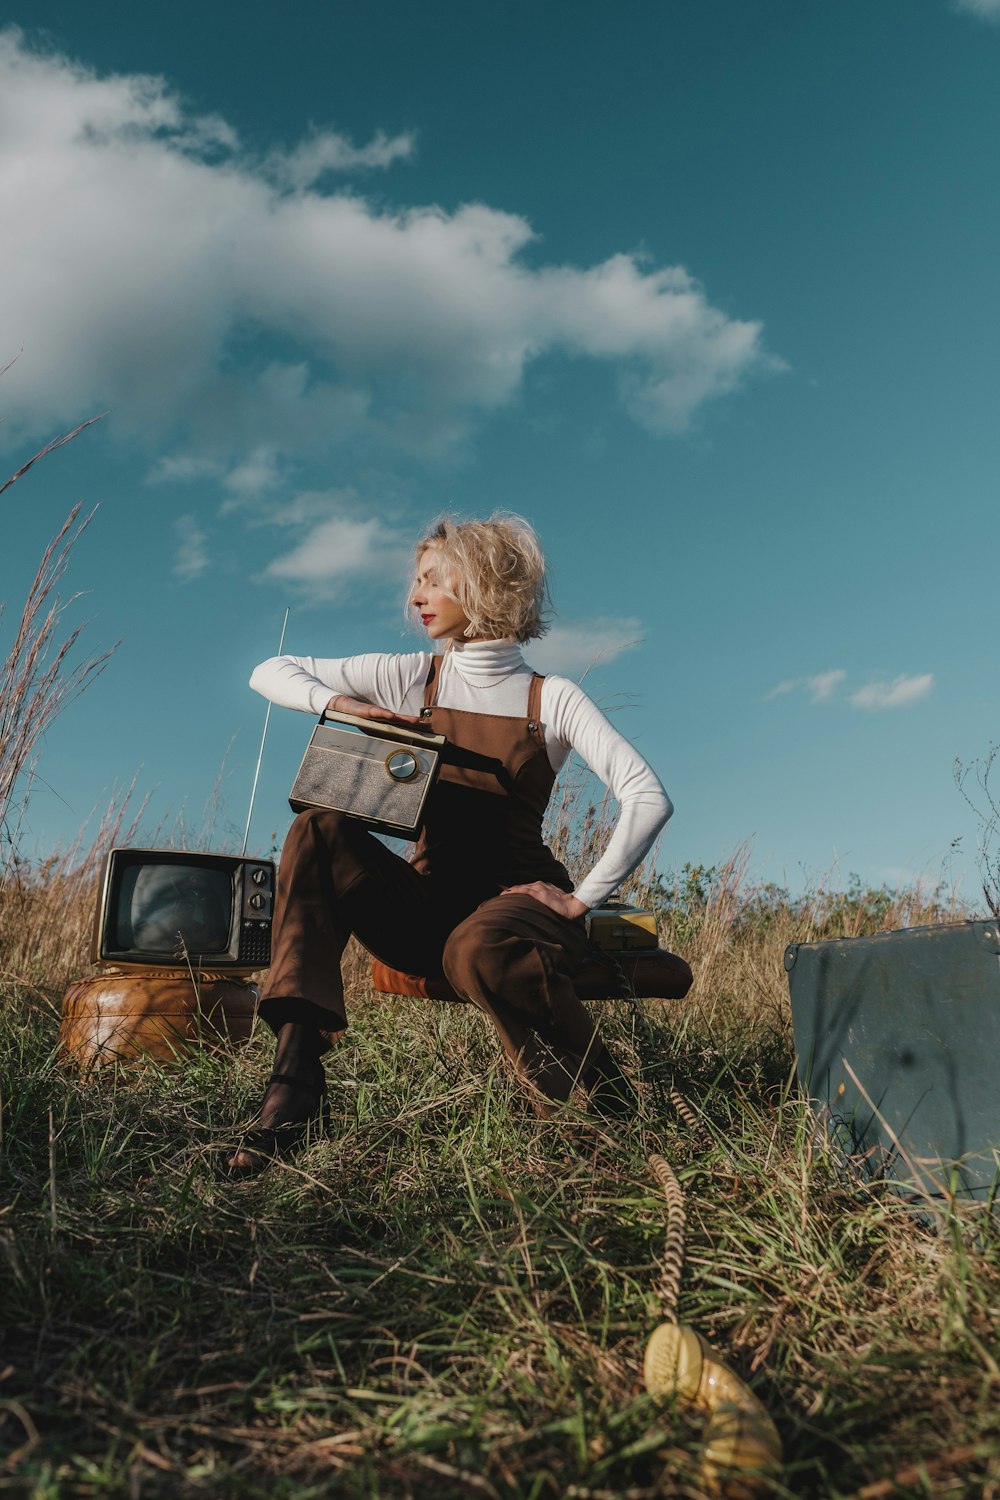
[442,914,501,997]
[283,806,352,853]
[293,806,349,832]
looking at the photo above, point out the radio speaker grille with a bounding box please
[289,721,440,836]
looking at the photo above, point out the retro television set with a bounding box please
[91,848,275,975]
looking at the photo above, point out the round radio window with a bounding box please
[385,750,419,782]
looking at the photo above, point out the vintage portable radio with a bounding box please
[586,897,659,954]
[289,709,446,838]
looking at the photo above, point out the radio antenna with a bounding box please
[242,606,289,857]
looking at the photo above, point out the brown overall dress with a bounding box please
[260,661,633,1110]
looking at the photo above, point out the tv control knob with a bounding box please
[251,868,268,885]
[249,892,266,910]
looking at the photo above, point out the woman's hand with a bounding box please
[326,693,423,727]
[503,882,589,922]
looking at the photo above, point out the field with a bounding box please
[3,832,999,1500]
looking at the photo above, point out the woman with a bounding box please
[229,514,673,1175]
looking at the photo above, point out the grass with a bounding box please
[4,418,997,1495]
[2,849,999,1498]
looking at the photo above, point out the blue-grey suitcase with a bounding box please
[786,919,1000,1209]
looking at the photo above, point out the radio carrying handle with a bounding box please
[318,707,446,749]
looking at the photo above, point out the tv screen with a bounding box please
[92,848,275,973]
[114,862,234,956]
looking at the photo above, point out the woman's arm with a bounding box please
[249,652,431,717]
[540,677,673,912]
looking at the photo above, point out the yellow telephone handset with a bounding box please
[644,1322,782,1498]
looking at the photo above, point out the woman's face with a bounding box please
[411,546,473,641]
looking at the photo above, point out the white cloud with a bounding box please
[527,618,642,677]
[0,27,775,466]
[955,0,1000,21]
[766,669,846,703]
[267,487,361,529]
[222,447,285,502]
[766,669,934,710]
[265,128,416,190]
[173,514,209,580]
[260,504,410,598]
[850,674,934,710]
[807,668,847,702]
[148,454,224,485]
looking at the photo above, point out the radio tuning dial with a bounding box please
[249,892,266,910]
[250,868,268,886]
[385,749,419,782]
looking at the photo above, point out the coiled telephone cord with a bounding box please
[647,1148,686,1323]
[643,1092,783,1499]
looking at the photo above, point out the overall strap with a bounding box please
[527,673,544,724]
[422,655,441,709]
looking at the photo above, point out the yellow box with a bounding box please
[586,901,658,953]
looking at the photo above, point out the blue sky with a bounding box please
[2,0,999,899]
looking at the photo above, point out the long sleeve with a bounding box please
[539,676,672,911]
[249,652,432,717]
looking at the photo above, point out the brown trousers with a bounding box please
[260,809,616,1094]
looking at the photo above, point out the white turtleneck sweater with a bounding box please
[250,640,672,910]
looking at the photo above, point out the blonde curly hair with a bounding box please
[411,513,551,644]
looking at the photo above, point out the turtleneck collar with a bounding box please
[445,638,526,684]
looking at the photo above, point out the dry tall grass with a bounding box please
[3,831,998,1498]
[0,412,112,868]
[0,785,150,1008]
[4,773,1000,1500]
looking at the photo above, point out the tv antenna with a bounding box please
[242,606,289,857]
